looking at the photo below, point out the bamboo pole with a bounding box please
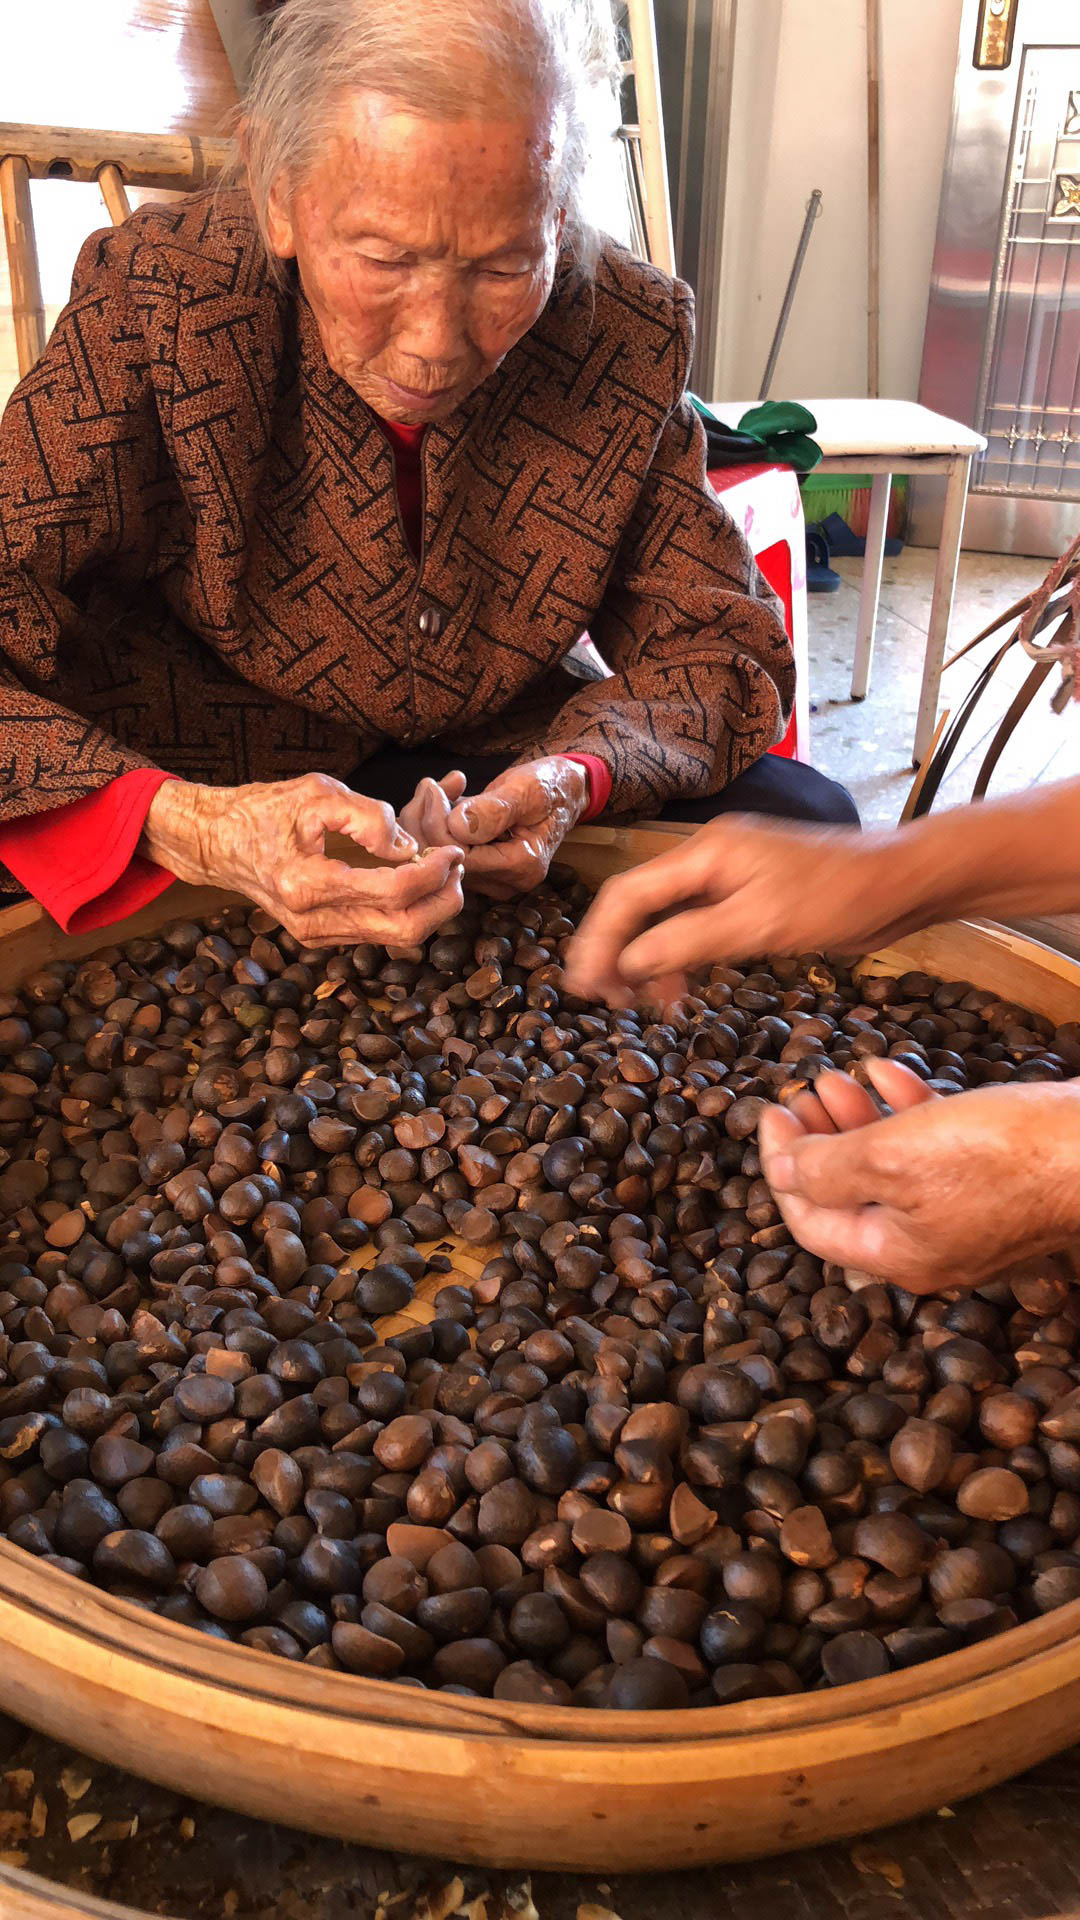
[97,161,132,225]
[624,0,676,275]
[0,124,233,190]
[759,188,822,400]
[0,154,46,377]
[673,0,693,266]
[866,0,881,396]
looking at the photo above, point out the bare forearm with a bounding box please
[566,777,1080,1005]
[877,779,1080,931]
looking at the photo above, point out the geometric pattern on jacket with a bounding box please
[0,187,794,885]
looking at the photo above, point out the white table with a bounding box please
[708,398,988,766]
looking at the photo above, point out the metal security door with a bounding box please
[916,0,1080,555]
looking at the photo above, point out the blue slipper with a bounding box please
[819,510,902,558]
[806,525,841,593]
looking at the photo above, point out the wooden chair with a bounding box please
[0,126,231,380]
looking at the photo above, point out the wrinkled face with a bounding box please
[264,90,566,424]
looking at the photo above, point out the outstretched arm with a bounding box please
[565,779,1080,1006]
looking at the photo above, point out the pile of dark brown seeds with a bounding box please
[1,868,1079,1711]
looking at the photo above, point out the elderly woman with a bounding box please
[0,0,853,949]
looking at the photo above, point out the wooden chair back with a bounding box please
[0,126,231,380]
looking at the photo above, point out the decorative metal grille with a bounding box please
[973,46,1080,499]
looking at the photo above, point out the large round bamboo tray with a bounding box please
[0,823,1079,1873]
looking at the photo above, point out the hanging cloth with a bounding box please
[689,395,823,475]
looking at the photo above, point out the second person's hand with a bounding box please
[564,815,938,1006]
[758,1057,1080,1293]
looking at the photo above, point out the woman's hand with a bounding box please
[564,816,937,1007]
[758,1057,1080,1293]
[445,757,590,898]
[142,774,464,947]
[398,770,468,850]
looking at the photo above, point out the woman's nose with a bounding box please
[394,281,468,370]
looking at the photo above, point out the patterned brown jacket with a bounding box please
[0,188,793,879]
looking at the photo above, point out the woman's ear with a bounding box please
[265,172,297,259]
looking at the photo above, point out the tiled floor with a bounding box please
[806,545,1075,826]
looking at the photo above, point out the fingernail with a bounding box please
[393,826,414,852]
[799,1059,838,1087]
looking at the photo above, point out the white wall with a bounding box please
[711,0,964,403]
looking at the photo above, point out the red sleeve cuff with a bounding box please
[0,770,178,934]
[564,753,612,822]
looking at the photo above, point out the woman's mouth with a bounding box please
[380,375,459,415]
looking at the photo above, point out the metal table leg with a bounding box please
[912,453,972,767]
[849,470,891,701]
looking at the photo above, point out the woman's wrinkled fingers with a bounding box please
[397,777,444,846]
[270,846,464,946]
[295,775,415,860]
[392,862,466,940]
[399,771,469,849]
[460,833,547,896]
[341,843,464,907]
[448,790,514,845]
[267,843,462,941]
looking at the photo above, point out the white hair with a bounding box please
[233,0,622,280]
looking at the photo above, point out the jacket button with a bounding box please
[417,606,444,639]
